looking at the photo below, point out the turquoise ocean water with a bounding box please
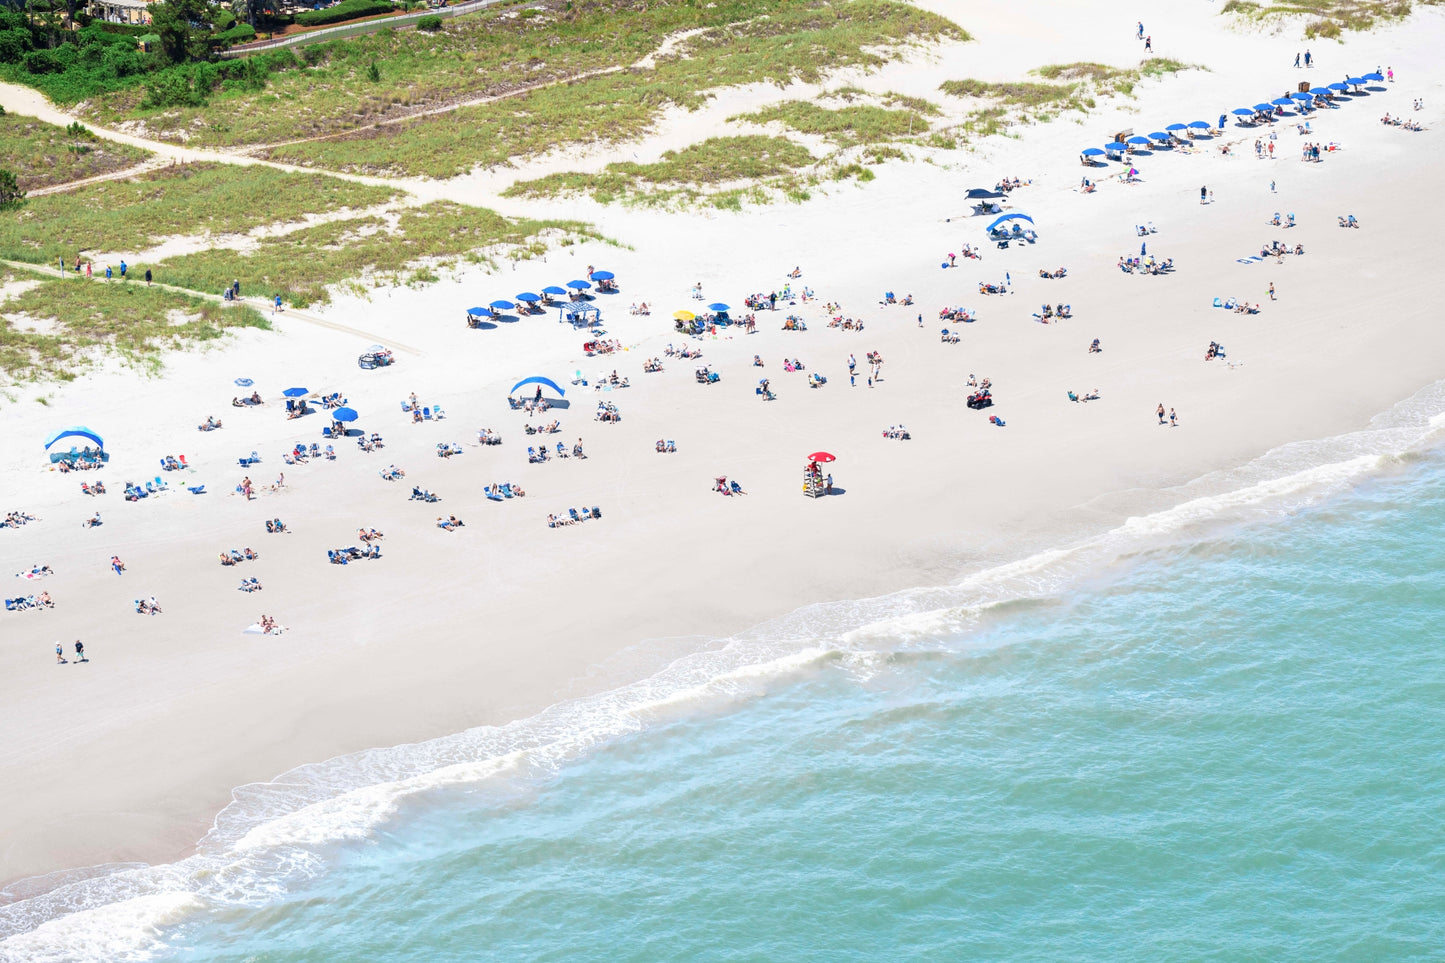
[3,388,1444,961]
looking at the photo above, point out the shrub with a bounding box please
[0,169,24,207]
[294,0,396,28]
[215,23,257,45]
[416,13,442,30]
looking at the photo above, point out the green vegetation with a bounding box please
[0,269,269,382]
[151,201,600,307]
[1220,0,1431,37]
[0,113,151,191]
[296,0,397,28]
[734,100,928,145]
[200,0,966,177]
[0,163,399,266]
[938,59,1197,141]
[504,135,816,206]
[416,13,443,31]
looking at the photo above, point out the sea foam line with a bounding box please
[3,380,1444,962]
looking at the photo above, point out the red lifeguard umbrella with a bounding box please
[808,452,836,463]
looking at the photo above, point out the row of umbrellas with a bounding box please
[1083,71,1383,157]
[473,271,615,318]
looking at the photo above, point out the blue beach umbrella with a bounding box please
[1271,97,1293,106]
[1126,135,1151,145]
[985,212,1034,234]
[1254,103,1274,112]
[1081,147,1106,156]
[466,306,493,318]
[1363,71,1384,81]
[1165,123,1187,131]
[566,279,592,291]
[1232,107,1254,116]
[589,270,614,281]
[1291,91,1313,101]
[515,292,541,303]
[542,285,568,296]
[1347,76,1365,85]
[489,299,515,310]
[1148,132,1170,141]
[234,377,253,387]
[1310,88,1330,96]
[707,303,730,312]
[44,426,103,450]
[1328,82,1349,91]
[282,387,308,398]
[1189,121,1210,129]
[1106,141,1127,150]
[509,376,565,398]
[332,407,359,423]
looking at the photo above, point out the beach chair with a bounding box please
[569,507,582,523]
[188,485,206,494]
[1212,297,1223,308]
[322,426,333,439]
[432,405,445,419]
[423,407,432,420]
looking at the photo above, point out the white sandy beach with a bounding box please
[3,0,1445,898]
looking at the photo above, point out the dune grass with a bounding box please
[503,135,816,206]
[1221,0,1429,37]
[0,115,152,192]
[259,0,965,178]
[0,163,400,266]
[733,101,930,145]
[0,269,268,382]
[150,201,600,307]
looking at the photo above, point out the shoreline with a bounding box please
[4,0,1445,920]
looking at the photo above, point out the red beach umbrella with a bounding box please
[808,452,836,463]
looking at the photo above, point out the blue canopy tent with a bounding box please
[566,279,592,291]
[986,213,1035,241]
[332,407,359,423]
[589,270,615,281]
[515,292,541,303]
[44,426,103,450]
[558,301,601,327]
[510,376,566,398]
[489,299,515,311]
[542,285,568,296]
[282,387,309,398]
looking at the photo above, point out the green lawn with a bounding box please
[0,114,152,192]
[0,162,400,266]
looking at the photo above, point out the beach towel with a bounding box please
[1236,255,1264,265]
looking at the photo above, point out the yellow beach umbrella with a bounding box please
[673,310,695,321]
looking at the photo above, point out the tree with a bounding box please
[151,0,214,64]
[0,169,26,208]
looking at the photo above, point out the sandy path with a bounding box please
[0,258,423,355]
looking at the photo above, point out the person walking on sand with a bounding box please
[1137,20,1144,38]
[917,312,923,328]
[74,640,86,662]
[1304,49,1311,67]
[1200,185,1207,205]
[56,641,67,665]
[1169,407,1179,427]
[948,252,956,267]
[1294,52,1300,68]
[1269,281,1276,301]
[1144,35,1151,52]
[1387,66,1394,83]
[1157,403,1166,425]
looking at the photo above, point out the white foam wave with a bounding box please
[4,379,1445,963]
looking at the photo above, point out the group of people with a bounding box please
[546,506,602,527]
[219,548,260,566]
[134,597,162,615]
